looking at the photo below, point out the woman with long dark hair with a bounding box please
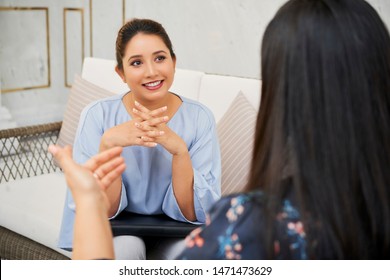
[179,0,390,259]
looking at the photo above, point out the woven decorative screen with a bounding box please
[0,122,62,183]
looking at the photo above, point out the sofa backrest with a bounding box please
[169,69,204,101]
[198,74,261,123]
[81,57,128,94]
[80,57,261,121]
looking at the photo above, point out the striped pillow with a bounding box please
[217,91,257,196]
[57,75,116,147]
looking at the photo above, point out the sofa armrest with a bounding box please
[0,226,70,260]
[0,122,62,183]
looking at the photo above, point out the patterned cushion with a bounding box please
[217,91,257,195]
[57,75,116,147]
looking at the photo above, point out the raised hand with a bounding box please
[48,144,124,260]
[48,145,126,211]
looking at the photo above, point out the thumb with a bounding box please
[48,145,74,172]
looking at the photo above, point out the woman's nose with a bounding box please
[145,62,157,77]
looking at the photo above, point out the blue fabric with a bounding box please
[177,192,307,259]
[58,93,221,249]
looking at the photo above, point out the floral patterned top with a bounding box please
[177,191,307,259]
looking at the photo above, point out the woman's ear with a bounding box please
[173,56,177,69]
[172,56,176,74]
[115,66,126,83]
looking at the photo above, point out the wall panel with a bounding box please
[64,8,84,87]
[0,7,50,93]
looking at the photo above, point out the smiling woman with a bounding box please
[116,33,178,114]
[57,18,222,260]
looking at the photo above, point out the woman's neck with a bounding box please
[123,91,181,119]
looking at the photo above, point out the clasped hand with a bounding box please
[101,101,188,155]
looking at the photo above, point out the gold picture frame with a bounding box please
[0,7,50,94]
[63,8,85,88]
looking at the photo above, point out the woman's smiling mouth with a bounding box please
[143,80,163,90]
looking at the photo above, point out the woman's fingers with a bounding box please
[100,163,126,190]
[149,106,167,117]
[133,108,168,124]
[147,116,169,126]
[132,108,151,120]
[135,100,167,115]
[84,146,123,171]
[132,136,157,147]
[134,116,168,131]
[90,157,124,180]
[128,101,169,148]
[140,135,156,142]
[146,130,165,137]
[133,101,168,119]
[93,158,126,189]
[133,124,166,147]
[134,100,149,112]
[48,145,74,171]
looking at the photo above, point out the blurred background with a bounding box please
[1,0,389,128]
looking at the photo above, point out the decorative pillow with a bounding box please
[57,75,117,147]
[217,91,257,196]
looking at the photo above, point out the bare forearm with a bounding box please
[99,139,122,217]
[172,151,196,221]
[72,198,114,260]
[105,177,122,217]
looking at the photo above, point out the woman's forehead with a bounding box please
[125,33,169,57]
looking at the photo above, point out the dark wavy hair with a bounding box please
[115,18,176,70]
[247,0,390,259]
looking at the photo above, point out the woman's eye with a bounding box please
[156,56,166,62]
[130,60,142,66]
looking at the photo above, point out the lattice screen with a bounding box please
[0,122,62,183]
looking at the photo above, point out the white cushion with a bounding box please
[217,91,257,195]
[169,69,204,101]
[0,172,71,258]
[81,57,129,94]
[198,74,261,123]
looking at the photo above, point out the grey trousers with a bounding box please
[113,235,185,260]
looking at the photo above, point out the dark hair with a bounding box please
[247,0,390,258]
[115,18,176,70]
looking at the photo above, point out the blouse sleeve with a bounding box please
[176,193,267,260]
[162,106,221,224]
[67,102,128,217]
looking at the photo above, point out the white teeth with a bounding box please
[145,81,161,87]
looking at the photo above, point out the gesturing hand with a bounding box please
[48,145,126,213]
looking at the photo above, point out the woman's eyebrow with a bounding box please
[128,54,142,62]
[153,50,167,55]
[128,50,167,62]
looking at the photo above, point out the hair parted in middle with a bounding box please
[115,18,176,70]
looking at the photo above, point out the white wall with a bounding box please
[1,0,389,127]
[123,0,286,79]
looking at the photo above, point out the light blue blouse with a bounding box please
[58,93,221,249]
